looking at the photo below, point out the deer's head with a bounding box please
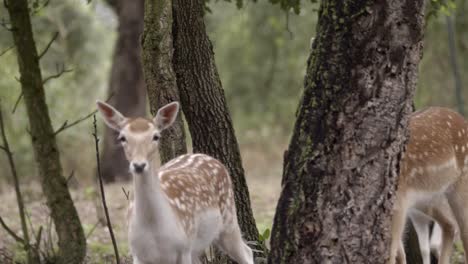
[97,101,179,174]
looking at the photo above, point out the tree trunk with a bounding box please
[142,0,187,164]
[405,221,424,264]
[100,0,146,182]
[172,0,260,243]
[6,0,86,263]
[268,1,426,263]
[446,15,464,116]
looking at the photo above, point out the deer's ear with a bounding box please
[96,101,127,131]
[153,102,180,131]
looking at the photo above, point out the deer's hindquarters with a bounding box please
[390,107,468,264]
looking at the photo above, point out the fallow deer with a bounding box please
[97,101,253,264]
[390,107,468,264]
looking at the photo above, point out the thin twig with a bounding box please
[66,170,75,183]
[121,187,130,201]
[54,93,115,135]
[0,216,24,243]
[42,66,73,85]
[93,115,120,264]
[0,99,31,260]
[85,221,100,239]
[0,19,12,31]
[54,110,97,135]
[12,64,73,113]
[38,32,58,59]
[0,45,14,57]
[35,226,43,250]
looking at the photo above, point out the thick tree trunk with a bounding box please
[6,0,86,263]
[100,0,146,182]
[142,0,187,164]
[268,1,426,263]
[172,0,260,243]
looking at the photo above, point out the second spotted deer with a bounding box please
[97,101,253,264]
[389,107,468,264]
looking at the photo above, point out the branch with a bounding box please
[38,32,58,59]
[54,93,114,135]
[11,92,23,114]
[0,216,24,243]
[12,64,72,113]
[121,187,130,201]
[42,65,73,85]
[12,65,71,113]
[0,18,12,31]
[54,110,97,135]
[0,45,14,57]
[66,170,75,184]
[93,115,120,264]
[0,99,31,253]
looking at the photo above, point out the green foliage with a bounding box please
[207,1,317,143]
[416,0,468,112]
[0,1,115,184]
[428,0,458,18]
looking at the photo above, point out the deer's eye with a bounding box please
[152,134,160,141]
[118,136,127,143]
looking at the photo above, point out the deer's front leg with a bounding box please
[390,195,409,264]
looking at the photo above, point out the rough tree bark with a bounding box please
[142,0,187,163]
[100,0,147,182]
[172,0,260,243]
[268,0,426,263]
[6,0,86,263]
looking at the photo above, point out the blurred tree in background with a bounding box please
[417,0,467,112]
[99,0,146,183]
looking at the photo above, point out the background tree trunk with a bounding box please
[172,0,260,243]
[404,222,424,264]
[446,15,464,116]
[268,0,426,263]
[6,0,86,263]
[142,0,187,163]
[100,0,146,182]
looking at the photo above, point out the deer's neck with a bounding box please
[132,168,175,231]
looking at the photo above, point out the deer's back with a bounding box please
[401,107,468,193]
[158,154,236,234]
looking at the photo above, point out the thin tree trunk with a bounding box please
[142,0,187,163]
[446,15,464,116]
[405,221,424,264]
[6,0,86,263]
[172,0,260,244]
[268,0,426,263]
[100,0,146,182]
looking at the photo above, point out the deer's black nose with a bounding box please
[133,163,146,173]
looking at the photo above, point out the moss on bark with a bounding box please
[142,0,187,164]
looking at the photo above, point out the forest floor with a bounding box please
[0,149,282,263]
[2,141,464,263]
